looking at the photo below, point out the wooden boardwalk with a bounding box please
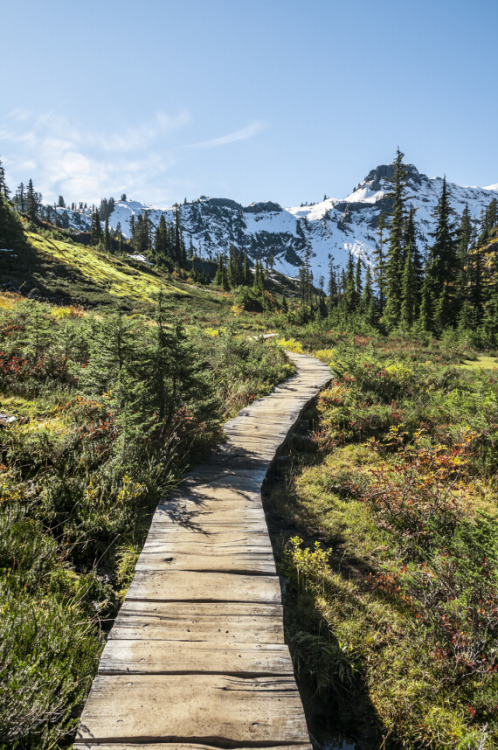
[75,351,331,750]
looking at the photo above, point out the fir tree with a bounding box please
[327,257,339,309]
[404,206,423,314]
[418,273,433,332]
[384,149,408,328]
[0,157,9,199]
[104,215,111,252]
[427,177,458,329]
[362,264,376,325]
[355,258,362,299]
[400,248,416,329]
[456,205,472,307]
[344,252,358,315]
[90,209,102,245]
[25,179,38,221]
[243,251,251,286]
[14,183,25,213]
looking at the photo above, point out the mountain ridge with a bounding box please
[50,162,498,279]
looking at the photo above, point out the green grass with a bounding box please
[263,333,498,750]
[0,279,295,749]
[459,355,498,370]
[27,231,186,303]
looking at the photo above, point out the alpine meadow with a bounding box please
[2,1,498,747]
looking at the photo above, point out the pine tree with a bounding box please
[215,254,225,286]
[104,215,111,252]
[355,258,363,299]
[456,205,472,309]
[243,251,251,286]
[404,206,423,314]
[362,264,376,325]
[400,248,416,329]
[174,207,186,266]
[418,273,433,332]
[427,177,458,329]
[383,149,408,328]
[300,246,313,306]
[90,209,102,245]
[327,257,339,309]
[228,244,243,287]
[344,252,357,315]
[25,179,38,221]
[14,183,25,213]
[0,157,9,199]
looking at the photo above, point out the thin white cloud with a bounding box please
[0,110,266,205]
[0,109,190,203]
[187,121,267,150]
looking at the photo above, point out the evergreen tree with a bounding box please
[25,179,38,221]
[400,248,416,329]
[299,247,313,306]
[215,254,225,286]
[0,157,9,199]
[404,207,423,314]
[0,171,25,249]
[104,215,111,252]
[327,257,339,309]
[427,177,458,329]
[355,258,363,299]
[243,251,251,286]
[384,149,408,328]
[228,244,244,287]
[479,198,498,244]
[174,207,186,266]
[14,183,25,213]
[418,273,433,332]
[90,209,102,245]
[154,215,170,263]
[362,264,376,325]
[344,252,358,315]
[456,205,472,307]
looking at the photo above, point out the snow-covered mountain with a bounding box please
[52,162,498,278]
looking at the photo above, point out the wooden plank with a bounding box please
[76,674,310,745]
[75,743,312,750]
[99,640,294,676]
[126,570,282,603]
[135,549,276,575]
[108,601,285,644]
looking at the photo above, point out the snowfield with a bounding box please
[51,162,498,279]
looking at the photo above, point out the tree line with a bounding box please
[319,150,498,340]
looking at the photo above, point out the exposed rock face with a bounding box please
[54,163,498,278]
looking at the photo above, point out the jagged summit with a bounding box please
[51,162,498,278]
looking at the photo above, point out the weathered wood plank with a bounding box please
[75,743,312,750]
[99,640,294,675]
[135,548,276,574]
[108,601,285,644]
[76,674,310,744]
[126,570,282,603]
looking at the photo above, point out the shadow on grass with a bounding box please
[262,457,397,750]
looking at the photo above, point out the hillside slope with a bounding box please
[51,162,498,278]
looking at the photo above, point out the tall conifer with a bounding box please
[384,149,407,328]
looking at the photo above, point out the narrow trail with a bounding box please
[75,351,331,750]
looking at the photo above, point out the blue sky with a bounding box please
[1,0,497,207]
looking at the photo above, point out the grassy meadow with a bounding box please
[1,223,497,750]
[263,330,498,749]
[0,230,294,750]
